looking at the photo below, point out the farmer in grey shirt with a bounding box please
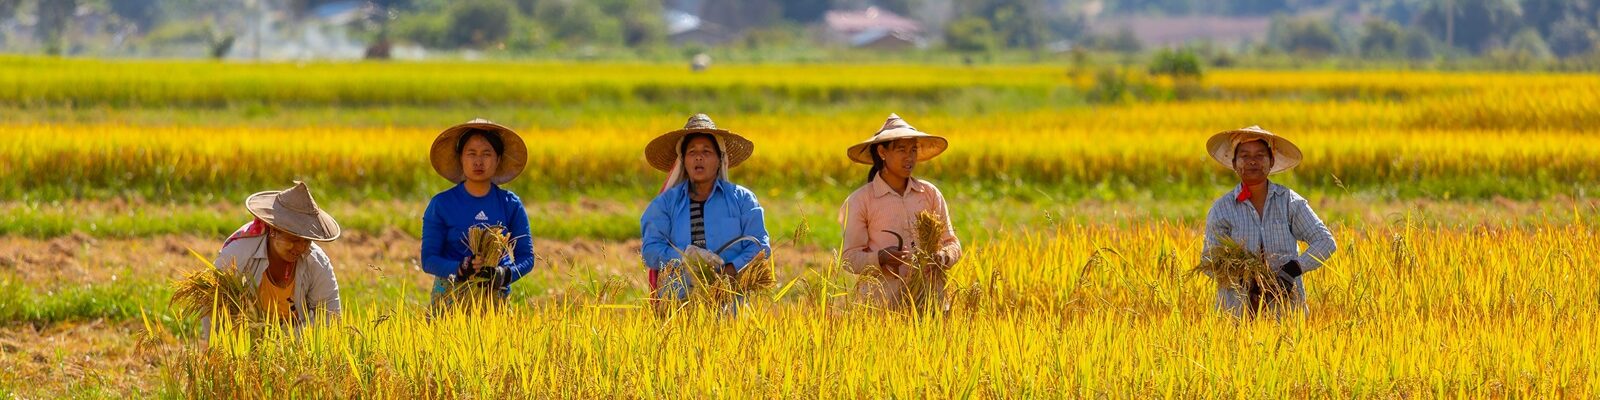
[204,181,343,339]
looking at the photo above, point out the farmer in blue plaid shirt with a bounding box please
[1202,126,1338,316]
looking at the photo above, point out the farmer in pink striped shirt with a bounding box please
[838,114,962,310]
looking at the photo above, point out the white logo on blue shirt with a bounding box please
[475,211,488,221]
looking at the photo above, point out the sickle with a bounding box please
[716,235,763,254]
[882,230,904,250]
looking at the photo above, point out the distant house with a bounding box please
[1089,15,1273,48]
[850,29,921,50]
[824,7,924,49]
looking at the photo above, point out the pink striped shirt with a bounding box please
[838,176,962,274]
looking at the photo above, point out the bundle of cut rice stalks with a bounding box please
[1190,237,1290,312]
[171,249,271,329]
[859,211,950,311]
[904,210,949,311]
[441,224,517,309]
[465,224,514,266]
[658,236,773,313]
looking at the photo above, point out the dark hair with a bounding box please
[1231,139,1274,164]
[680,133,722,158]
[456,129,505,157]
[865,142,887,185]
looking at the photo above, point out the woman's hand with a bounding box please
[877,246,909,273]
[683,246,725,267]
[1273,260,1301,295]
[454,256,477,282]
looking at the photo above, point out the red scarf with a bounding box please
[223,217,270,246]
[1236,179,1267,203]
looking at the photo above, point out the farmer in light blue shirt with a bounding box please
[1202,126,1337,317]
[421,119,536,303]
[640,114,771,302]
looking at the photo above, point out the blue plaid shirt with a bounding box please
[1203,182,1337,312]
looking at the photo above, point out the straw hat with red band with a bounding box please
[1205,125,1303,175]
[244,181,341,242]
[846,113,949,164]
[429,119,529,185]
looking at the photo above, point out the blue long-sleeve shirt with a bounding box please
[421,183,536,285]
[641,179,770,272]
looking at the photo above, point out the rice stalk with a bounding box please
[465,224,514,265]
[437,224,517,310]
[660,243,774,313]
[170,250,272,329]
[904,210,949,311]
[1190,237,1289,312]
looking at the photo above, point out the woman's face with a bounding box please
[1232,140,1273,183]
[876,138,920,179]
[683,136,720,185]
[268,227,311,262]
[459,135,500,183]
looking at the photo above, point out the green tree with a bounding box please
[534,0,622,47]
[447,0,517,48]
[1359,18,1405,57]
[1403,27,1437,59]
[1504,27,1554,60]
[1547,16,1599,57]
[1271,16,1342,57]
[954,0,1051,49]
[109,0,161,29]
[38,0,78,54]
[945,16,996,53]
[1415,0,1524,53]
[599,0,666,47]
[1148,48,1203,79]
[1092,26,1144,53]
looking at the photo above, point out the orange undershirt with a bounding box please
[257,271,296,322]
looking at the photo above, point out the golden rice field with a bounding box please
[0,58,1597,398]
[170,224,1598,397]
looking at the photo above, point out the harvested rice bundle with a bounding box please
[439,224,517,310]
[904,210,948,310]
[735,250,775,294]
[659,253,735,310]
[171,250,270,326]
[1191,237,1290,311]
[659,237,773,312]
[465,224,514,265]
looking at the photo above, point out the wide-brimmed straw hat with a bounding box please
[429,119,529,184]
[846,113,949,165]
[1205,125,1303,175]
[644,114,754,173]
[245,181,341,242]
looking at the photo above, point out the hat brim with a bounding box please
[1205,129,1303,175]
[430,122,529,185]
[847,129,949,164]
[645,128,754,172]
[245,191,341,242]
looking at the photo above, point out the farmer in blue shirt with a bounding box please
[421,119,536,304]
[640,114,771,302]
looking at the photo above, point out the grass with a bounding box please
[0,278,168,325]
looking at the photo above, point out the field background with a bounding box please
[1,56,1597,397]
